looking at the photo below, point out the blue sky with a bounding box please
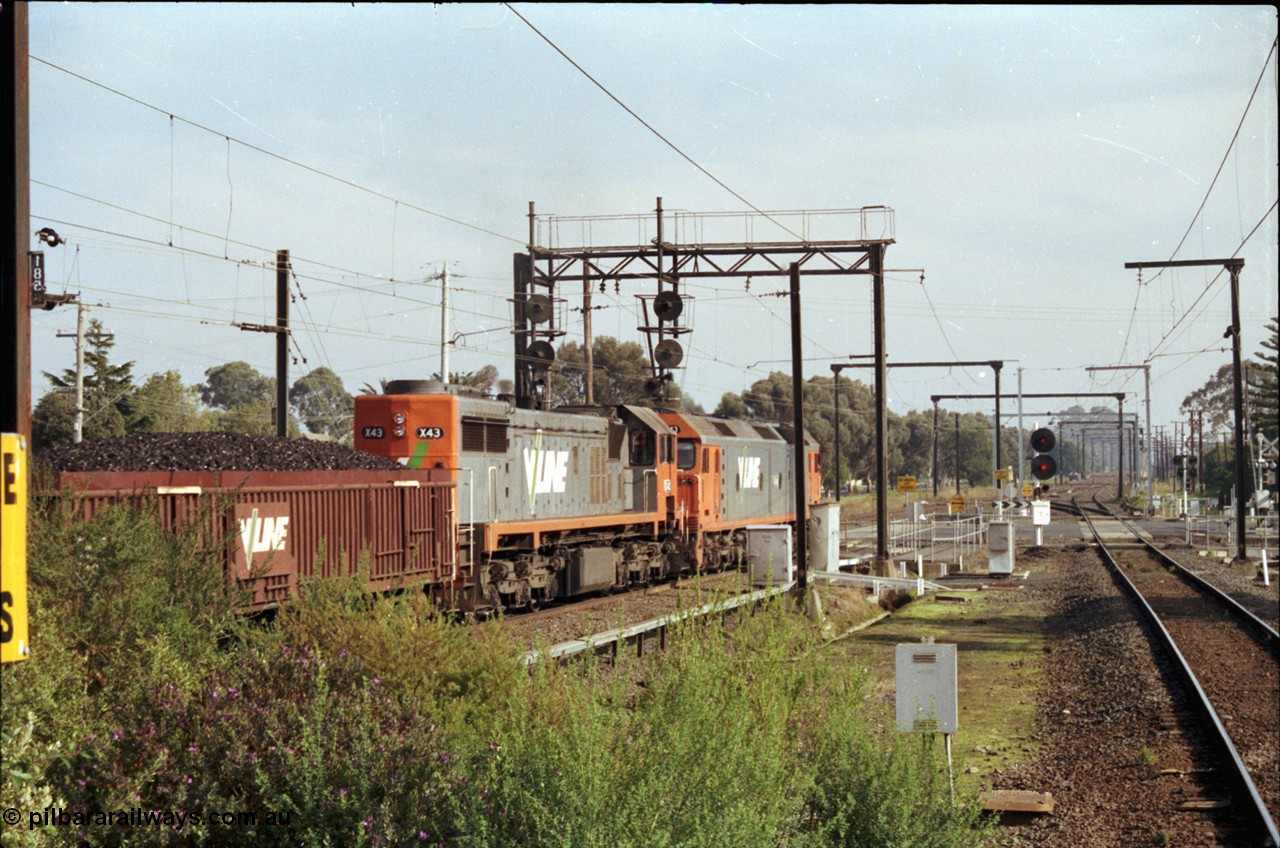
[27,4,1279,431]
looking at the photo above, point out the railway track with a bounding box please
[1077,496,1280,847]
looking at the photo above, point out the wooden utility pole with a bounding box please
[3,2,30,438]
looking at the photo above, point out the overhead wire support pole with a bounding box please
[789,264,807,590]
[276,250,290,439]
[837,358,1008,497]
[1086,364,1152,511]
[934,391,1126,492]
[1124,257,1249,563]
[830,355,876,503]
[3,1,31,439]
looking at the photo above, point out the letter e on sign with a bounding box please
[1,434,31,663]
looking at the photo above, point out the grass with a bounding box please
[2,500,999,847]
[826,585,1050,793]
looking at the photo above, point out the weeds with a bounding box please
[3,503,995,847]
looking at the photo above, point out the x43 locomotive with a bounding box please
[354,381,820,612]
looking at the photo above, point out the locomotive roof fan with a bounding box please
[525,293,554,325]
[525,340,556,370]
[654,339,684,368]
[653,290,684,321]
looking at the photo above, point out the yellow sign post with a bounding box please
[896,476,917,493]
[2,433,31,663]
[949,494,967,513]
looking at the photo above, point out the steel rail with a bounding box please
[1076,497,1279,847]
[1091,496,1279,650]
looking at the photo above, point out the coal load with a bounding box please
[36,432,404,473]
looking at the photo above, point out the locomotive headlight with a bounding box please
[392,412,406,425]
[394,425,406,437]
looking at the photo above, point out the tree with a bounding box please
[1251,317,1278,442]
[1180,362,1252,433]
[430,364,500,392]
[200,361,275,411]
[42,318,138,435]
[550,337,661,407]
[199,361,300,436]
[131,371,209,433]
[289,367,355,440]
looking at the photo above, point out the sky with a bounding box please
[26,4,1280,437]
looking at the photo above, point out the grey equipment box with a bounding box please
[987,519,1014,575]
[895,641,958,734]
[809,503,841,573]
[746,525,795,587]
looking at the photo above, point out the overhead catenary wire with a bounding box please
[503,4,809,246]
[1117,36,1278,363]
[30,56,525,247]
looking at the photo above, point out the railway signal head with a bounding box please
[1030,427,1056,481]
[1031,455,1057,481]
[1030,428,1055,453]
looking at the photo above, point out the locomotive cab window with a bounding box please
[677,439,697,471]
[629,429,655,467]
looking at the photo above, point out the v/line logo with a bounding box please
[239,508,290,559]
[738,456,762,489]
[523,447,569,496]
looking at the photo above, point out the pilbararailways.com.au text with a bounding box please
[5,806,291,832]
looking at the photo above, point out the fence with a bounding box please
[886,515,985,563]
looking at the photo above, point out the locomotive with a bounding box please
[354,380,821,613]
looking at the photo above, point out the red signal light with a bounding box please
[1030,428,1055,453]
[1030,427,1056,480]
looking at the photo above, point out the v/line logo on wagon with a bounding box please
[234,503,293,579]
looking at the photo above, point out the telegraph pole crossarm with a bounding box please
[1124,257,1249,563]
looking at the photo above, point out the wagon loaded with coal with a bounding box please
[39,383,822,614]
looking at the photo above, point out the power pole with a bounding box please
[276,250,289,439]
[1086,364,1152,510]
[3,2,31,438]
[583,275,594,404]
[54,301,91,443]
[441,263,450,385]
[789,264,807,590]
[1125,258,1249,562]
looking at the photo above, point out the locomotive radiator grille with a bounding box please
[589,446,608,504]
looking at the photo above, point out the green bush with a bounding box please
[3,502,994,848]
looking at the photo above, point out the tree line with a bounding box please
[32,318,358,448]
[32,316,1277,500]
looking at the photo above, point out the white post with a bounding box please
[73,302,85,444]
[1017,367,1024,489]
[1263,549,1270,587]
[945,733,955,807]
[440,264,450,384]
